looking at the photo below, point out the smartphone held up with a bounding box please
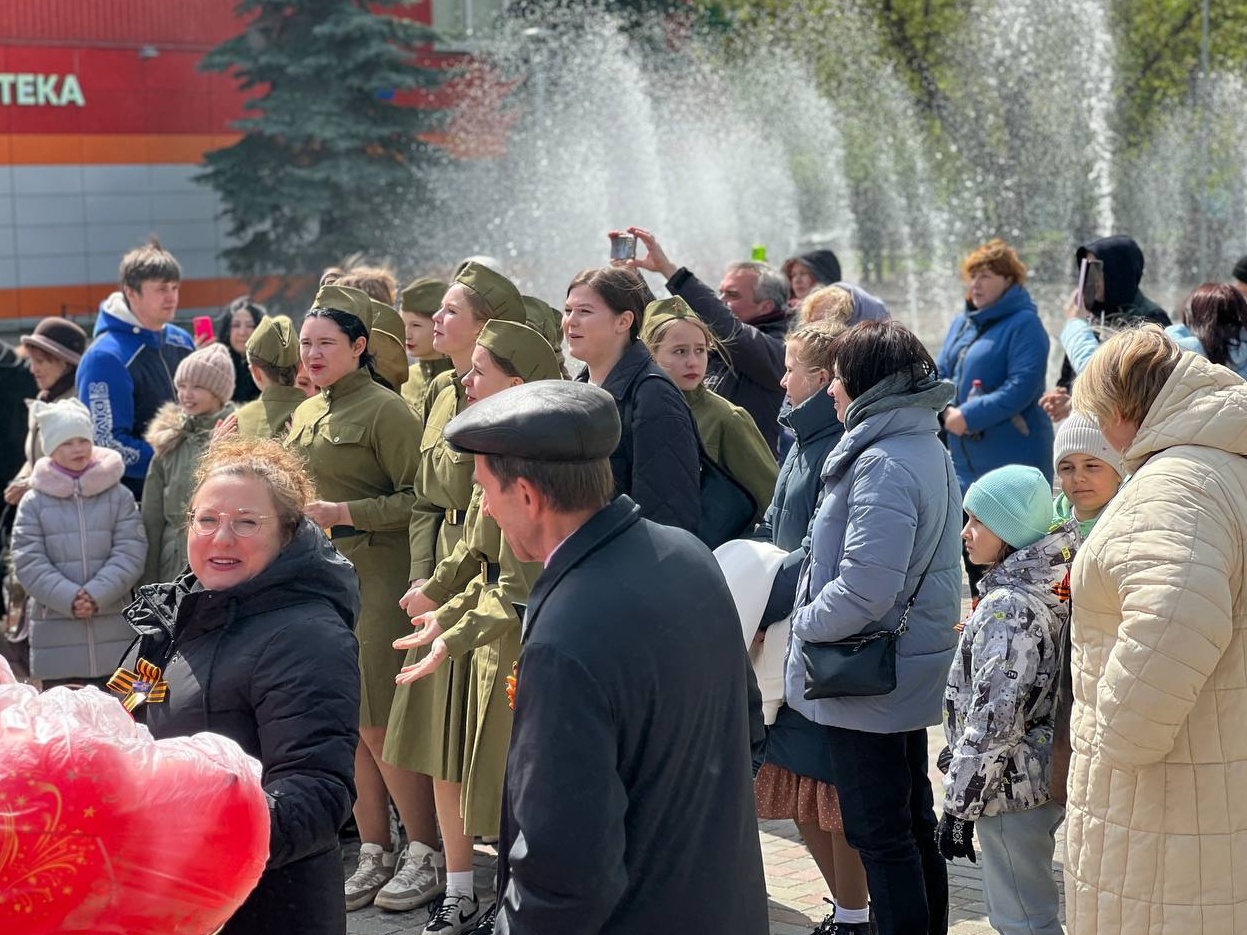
[1077,257,1103,314]
[609,233,637,262]
[193,316,216,345]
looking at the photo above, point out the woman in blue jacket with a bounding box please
[937,240,1054,592]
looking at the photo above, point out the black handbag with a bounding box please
[621,371,757,549]
[800,458,950,700]
[695,444,757,549]
[800,565,929,700]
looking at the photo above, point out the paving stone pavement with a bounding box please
[344,730,1067,935]
[346,593,1066,934]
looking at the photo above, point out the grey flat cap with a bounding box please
[444,381,620,461]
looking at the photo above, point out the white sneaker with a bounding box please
[344,842,396,911]
[424,893,480,934]
[374,841,446,911]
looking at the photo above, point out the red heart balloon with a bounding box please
[0,662,269,935]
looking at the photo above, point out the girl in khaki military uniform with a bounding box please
[375,264,526,920]
[230,314,306,440]
[641,297,778,521]
[390,321,560,932]
[285,285,440,913]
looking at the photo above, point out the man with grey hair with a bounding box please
[624,227,790,454]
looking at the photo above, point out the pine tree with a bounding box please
[198,0,446,302]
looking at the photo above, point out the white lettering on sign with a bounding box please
[0,74,86,107]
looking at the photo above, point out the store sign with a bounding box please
[0,74,86,107]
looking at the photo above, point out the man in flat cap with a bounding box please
[443,381,767,935]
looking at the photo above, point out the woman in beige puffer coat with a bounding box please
[1067,325,1247,934]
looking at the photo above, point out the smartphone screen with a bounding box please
[1078,259,1103,312]
[609,234,636,261]
[193,316,215,343]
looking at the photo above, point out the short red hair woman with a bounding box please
[935,239,1054,595]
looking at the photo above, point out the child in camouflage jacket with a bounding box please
[940,465,1075,935]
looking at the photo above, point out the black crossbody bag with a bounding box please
[800,465,950,700]
[801,562,932,700]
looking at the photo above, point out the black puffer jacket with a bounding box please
[666,268,789,453]
[119,518,361,935]
[578,340,700,534]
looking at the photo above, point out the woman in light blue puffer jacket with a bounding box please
[786,320,963,935]
[1165,282,1247,379]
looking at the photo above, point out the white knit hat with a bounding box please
[1054,412,1124,477]
[32,397,93,454]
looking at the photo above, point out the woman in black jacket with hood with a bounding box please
[112,437,360,935]
[566,266,701,534]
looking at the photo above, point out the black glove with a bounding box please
[936,812,976,863]
[936,745,952,774]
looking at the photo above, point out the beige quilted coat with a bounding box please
[1066,352,1247,934]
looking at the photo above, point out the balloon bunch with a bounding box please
[0,658,269,935]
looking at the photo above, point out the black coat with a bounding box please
[120,519,361,935]
[580,340,701,534]
[0,341,36,488]
[667,268,789,453]
[217,306,262,403]
[496,497,768,935]
[1057,236,1171,389]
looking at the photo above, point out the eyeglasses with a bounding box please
[186,509,274,538]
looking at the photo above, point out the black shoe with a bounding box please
[828,921,872,935]
[423,893,479,934]
[471,901,497,934]
[811,899,835,935]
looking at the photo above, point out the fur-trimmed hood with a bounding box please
[143,401,232,458]
[29,447,126,499]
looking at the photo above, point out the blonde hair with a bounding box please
[642,314,725,359]
[787,318,848,371]
[192,438,316,544]
[800,285,853,326]
[1071,324,1181,427]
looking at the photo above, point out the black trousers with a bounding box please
[826,725,948,935]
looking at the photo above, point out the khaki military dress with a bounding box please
[234,384,307,439]
[286,366,421,728]
[398,485,540,835]
[384,371,477,780]
[685,385,779,524]
[401,357,453,414]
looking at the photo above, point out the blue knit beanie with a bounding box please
[964,465,1053,550]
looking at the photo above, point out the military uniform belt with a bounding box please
[329,525,365,540]
[445,509,467,525]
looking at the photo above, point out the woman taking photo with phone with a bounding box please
[565,266,700,533]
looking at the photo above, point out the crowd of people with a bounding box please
[3,227,1247,935]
